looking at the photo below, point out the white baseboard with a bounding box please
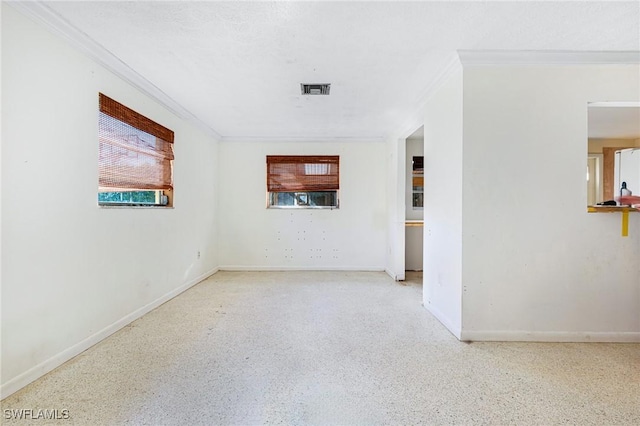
[424,304,461,340]
[385,268,405,281]
[219,265,385,272]
[1,267,219,400]
[460,330,640,343]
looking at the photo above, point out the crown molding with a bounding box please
[458,50,640,66]
[221,136,385,144]
[9,1,223,140]
[588,101,640,108]
[388,52,463,141]
[386,50,639,141]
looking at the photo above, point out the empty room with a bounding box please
[2,1,639,425]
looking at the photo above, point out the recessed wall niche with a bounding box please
[587,103,640,206]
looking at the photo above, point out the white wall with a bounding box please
[385,137,405,280]
[422,67,464,338]
[588,138,640,154]
[1,5,219,397]
[461,65,640,341]
[218,141,387,270]
[405,138,424,271]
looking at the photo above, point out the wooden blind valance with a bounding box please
[98,93,174,191]
[267,155,340,192]
[99,93,174,143]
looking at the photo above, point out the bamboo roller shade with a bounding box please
[267,155,339,192]
[98,93,174,191]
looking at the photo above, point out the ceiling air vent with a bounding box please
[301,83,331,95]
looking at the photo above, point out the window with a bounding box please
[267,155,339,208]
[98,93,174,206]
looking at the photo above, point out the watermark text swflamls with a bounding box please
[3,409,70,420]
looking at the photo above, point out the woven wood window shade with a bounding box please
[267,155,339,192]
[98,93,174,192]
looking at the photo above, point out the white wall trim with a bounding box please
[7,1,222,140]
[385,268,405,281]
[588,101,640,108]
[0,267,219,399]
[389,52,463,141]
[220,266,385,272]
[424,304,462,340]
[458,50,640,67]
[460,330,640,343]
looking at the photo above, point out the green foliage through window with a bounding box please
[98,191,158,205]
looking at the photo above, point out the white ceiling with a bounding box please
[38,1,640,141]
[588,106,640,139]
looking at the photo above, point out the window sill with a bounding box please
[587,206,639,213]
[98,205,173,209]
[267,206,338,210]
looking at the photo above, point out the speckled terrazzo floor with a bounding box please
[2,271,639,425]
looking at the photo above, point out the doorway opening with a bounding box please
[405,126,424,273]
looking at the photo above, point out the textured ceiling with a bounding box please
[41,1,640,141]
